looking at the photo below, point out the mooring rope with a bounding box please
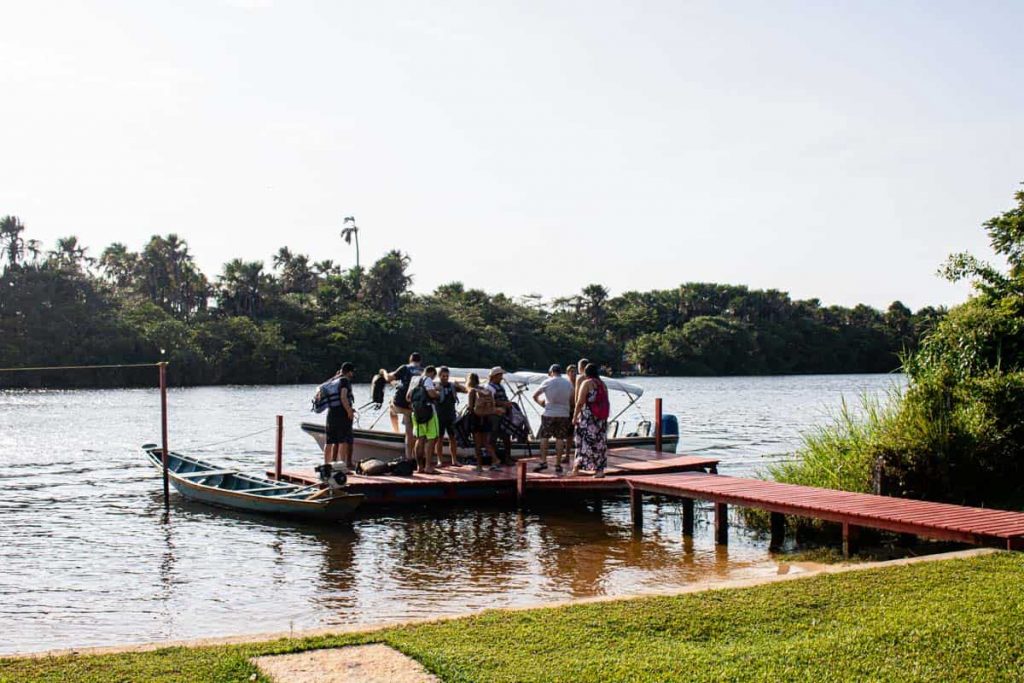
[0,362,161,373]
[187,426,277,452]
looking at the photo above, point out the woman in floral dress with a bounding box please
[571,363,610,477]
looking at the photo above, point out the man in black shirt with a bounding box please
[325,362,356,469]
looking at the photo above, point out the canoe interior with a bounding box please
[144,445,302,497]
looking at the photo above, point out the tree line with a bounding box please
[0,216,942,387]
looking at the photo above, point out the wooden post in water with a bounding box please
[681,498,695,536]
[516,460,528,505]
[275,415,284,480]
[159,362,169,509]
[714,502,728,545]
[654,398,663,453]
[630,486,643,530]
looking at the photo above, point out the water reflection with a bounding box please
[0,376,898,653]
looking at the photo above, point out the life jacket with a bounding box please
[589,379,610,421]
[311,376,344,413]
[436,382,459,421]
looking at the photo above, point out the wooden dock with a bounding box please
[626,472,1024,555]
[272,448,720,506]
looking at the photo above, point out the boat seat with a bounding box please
[240,485,297,494]
[177,470,235,479]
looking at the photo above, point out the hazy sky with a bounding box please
[2,1,1022,309]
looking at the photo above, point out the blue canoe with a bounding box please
[143,444,363,521]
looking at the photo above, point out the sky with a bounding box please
[1,0,1022,310]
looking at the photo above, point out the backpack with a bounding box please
[356,458,388,476]
[370,373,387,407]
[410,378,434,423]
[472,388,495,416]
[590,380,610,421]
[387,458,416,476]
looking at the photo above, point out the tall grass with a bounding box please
[767,390,899,494]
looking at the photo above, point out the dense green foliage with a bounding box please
[0,217,937,387]
[2,552,1021,681]
[773,185,1024,508]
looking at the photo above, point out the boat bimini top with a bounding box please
[445,367,645,425]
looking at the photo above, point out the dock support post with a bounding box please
[681,498,694,536]
[630,487,643,530]
[769,512,785,551]
[275,415,283,480]
[159,361,169,510]
[842,523,860,558]
[654,398,663,453]
[516,460,527,505]
[714,502,728,545]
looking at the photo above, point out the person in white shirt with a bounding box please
[531,364,574,473]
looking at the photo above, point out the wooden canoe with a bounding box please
[143,444,363,521]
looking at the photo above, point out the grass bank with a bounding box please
[3,552,1023,682]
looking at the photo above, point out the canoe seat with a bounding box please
[177,470,235,479]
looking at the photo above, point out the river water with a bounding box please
[0,374,902,654]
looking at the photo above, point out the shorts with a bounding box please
[437,415,457,439]
[470,413,492,433]
[326,408,354,445]
[412,412,440,440]
[538,416,573,440]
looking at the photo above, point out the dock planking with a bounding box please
[271,448,720,505]
[626,472,1024,554]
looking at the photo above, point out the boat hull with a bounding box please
[300,421,679,461]
[144,447,363,521]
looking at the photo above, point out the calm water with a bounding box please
[0,374,903,654]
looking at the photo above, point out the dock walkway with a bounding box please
[273,449,720,505]
[626,472,1024,555]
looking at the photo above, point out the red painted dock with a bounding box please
[626,472,1024,554]
[272,449,720,505]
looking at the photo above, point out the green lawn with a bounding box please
[3,552,1023,682]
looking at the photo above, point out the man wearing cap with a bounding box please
[485,367,513,465]
[531,364,573,473]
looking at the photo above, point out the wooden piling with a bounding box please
[769,512,785,550]
[275,415,284,480]
[516,460,528,505]
[682,497,694,536]
[654,398,663,453]
[630,487,643,530]
[714,502,728,545]
[159,362,169,509]
[842,522,860,558]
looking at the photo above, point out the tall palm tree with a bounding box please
[340,216,360,272]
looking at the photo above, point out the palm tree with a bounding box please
[0,215,26,268]
[340,216,360,273]
[49,236,92,272]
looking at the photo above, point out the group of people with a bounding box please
[318,353,611,477]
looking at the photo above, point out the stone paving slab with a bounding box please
[252,644,439,683]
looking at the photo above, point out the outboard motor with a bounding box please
[314,462,348,491]
[661,414,679,437]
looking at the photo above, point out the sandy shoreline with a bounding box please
[7,547,995,660]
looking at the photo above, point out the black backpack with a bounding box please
[410,380,434,423]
